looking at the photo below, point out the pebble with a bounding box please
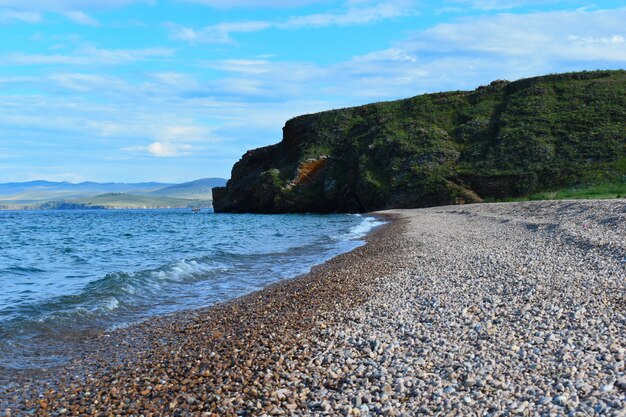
[553,395,568,407]
[2,200,625,417]
[600,384,614,393]
[463,377,477,387]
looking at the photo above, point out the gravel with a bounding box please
[2,199,625,416]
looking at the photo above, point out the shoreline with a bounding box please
[0,211,383,380]
[3,200,625,416]
[2,212,405,413]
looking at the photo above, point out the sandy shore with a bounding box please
[2,200,625,416]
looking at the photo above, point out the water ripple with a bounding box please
[0,209,384,370]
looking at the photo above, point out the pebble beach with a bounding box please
[2,199,625,416]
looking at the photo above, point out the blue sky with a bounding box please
[0,0,624,183]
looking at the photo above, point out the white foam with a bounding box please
[346,216,386,240]
[103,297,119,311]
[107,321,131,331]
[151,259,218,282]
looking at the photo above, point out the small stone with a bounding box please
[516,401,529,413]
[464,377,477,387]
[553,395,567,407]
[321,400,332,412]
[538,396,551,405]
[443,386,455,394]
[600,384,613,393]
[369,339,381,352]
[395,380,406,394]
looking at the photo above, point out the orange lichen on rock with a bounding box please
[290,156,328,187]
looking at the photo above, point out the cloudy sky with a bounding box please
[0,0,624,183]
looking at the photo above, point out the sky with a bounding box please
[0,0,624,183]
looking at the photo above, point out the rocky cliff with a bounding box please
[213,70,626,213]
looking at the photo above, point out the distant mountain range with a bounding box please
[148,178,226,200]
[0,178,227,210]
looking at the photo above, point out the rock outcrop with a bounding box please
[213,70,626,213]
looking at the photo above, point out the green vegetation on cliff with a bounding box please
[213,70,626,213]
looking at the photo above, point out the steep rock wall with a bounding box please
[213,70,626,213]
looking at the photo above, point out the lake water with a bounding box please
[0,209,384,371]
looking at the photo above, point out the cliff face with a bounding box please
[213,70,626,213]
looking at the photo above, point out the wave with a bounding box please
[1,259,226,334]
[347,215,386,239]
[1,266,47,275]
[332,215,386,241]
[0,211,382,370]
[151,259,223,282]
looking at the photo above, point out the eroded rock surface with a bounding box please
[214,70,625,213]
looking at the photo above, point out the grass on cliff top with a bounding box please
[495,180,625,202]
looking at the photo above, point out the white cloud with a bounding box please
[144,72,199,87]
[1,46,175,66]
[0,75,40,83]
[180,0,333,8]
[353,48,417,62]
[0,0,144,12]
[123,125,218,157]
[167,21,271,44]
[3,5,625,180]
[0,9,43,23]
[443,0,561,11]
[157,125,210,142]
[48,73,128,92]
[168,1,415,44]
[279,2,408,28]
[204,59,272,73]
[146,141,192,157]
[342,8,626,96]
[62,10,101,26]
[567,34,625,45]
[200,59,329,99]
[401,9,626,61]
[195,7,626,102]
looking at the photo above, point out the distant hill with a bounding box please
[0,181,171,203]
[149,178,227,200]
[214,70,626,213]
[0,178,227,209]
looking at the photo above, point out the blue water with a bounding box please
[0,209,384,371]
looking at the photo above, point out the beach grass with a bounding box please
[491,180,625,202]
